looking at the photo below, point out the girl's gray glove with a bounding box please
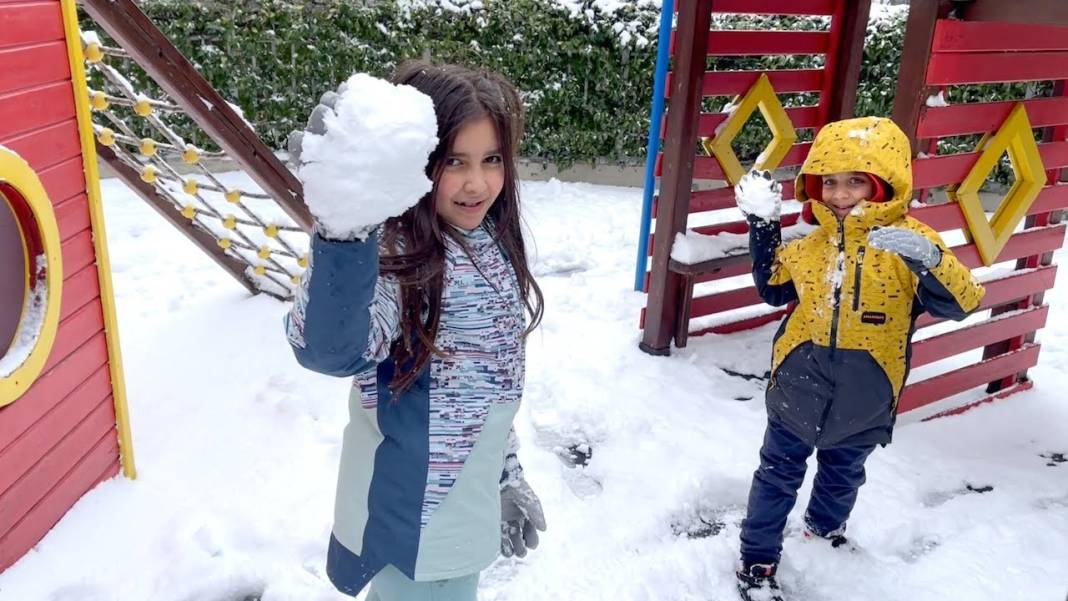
[286,74,438,241]
[500,477,547,558]
[868,226,942,270]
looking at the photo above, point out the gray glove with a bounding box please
[500,478,546,558]
[287,87,345,168]
[868,226,942,270]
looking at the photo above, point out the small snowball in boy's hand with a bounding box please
[734,169,783,221]
[295,73,439,240]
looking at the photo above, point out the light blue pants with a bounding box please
[365,564,479,601]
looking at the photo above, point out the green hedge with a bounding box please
[86,2,1043,182]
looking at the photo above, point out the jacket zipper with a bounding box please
[852,246,866,312]
[828,227,846,356]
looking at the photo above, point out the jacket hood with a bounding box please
[794,117,913,229]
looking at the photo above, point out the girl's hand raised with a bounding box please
[288,74,439,241]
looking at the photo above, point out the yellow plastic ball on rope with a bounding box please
[225,189,241,204]
[89,90,109,111]
[254,265,267,276]
[183,178,198,195]
[182,145,201,165]
[85,42,104,64]
[223,215,237,230]
[97,128,116,147]
[134,98,153,117]
[257,246,271,259]
[291,275,301,285]
[140,165,157,183]
[263,224,279,238]
[217,238,232,250]
[139,138,157,157]
[297,255,308,269]
[181,204,196,220]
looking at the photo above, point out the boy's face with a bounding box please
[820,172,874,219]
[434,116,504,231]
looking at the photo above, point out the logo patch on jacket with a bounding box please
[861,311,887,325]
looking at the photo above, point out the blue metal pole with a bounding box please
[634,0,675,291]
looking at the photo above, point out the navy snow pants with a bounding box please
[739,418,876,564]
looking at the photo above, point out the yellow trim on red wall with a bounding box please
[61,0,137,479]
[0,151,64,406]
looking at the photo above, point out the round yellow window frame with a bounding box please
[0,148,63,407]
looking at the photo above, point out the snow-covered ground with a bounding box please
[0,175,1065,601]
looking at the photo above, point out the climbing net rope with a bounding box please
[81,30,308,300]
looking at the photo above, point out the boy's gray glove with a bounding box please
[734,169,782,222]
[500,478,546,558]
[868,226,942,270]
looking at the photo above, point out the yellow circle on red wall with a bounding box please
[0,147,64,406]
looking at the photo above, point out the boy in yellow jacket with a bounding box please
[734,117,985,601]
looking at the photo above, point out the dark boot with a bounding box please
[802,524,858,552]
[736,561,785,601]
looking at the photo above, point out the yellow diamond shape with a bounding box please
[948,104,1046,266]
[701,73,798,186]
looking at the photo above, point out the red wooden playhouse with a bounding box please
[639,0,1068,417]
[1,0,310,573]
[0,0,135,570]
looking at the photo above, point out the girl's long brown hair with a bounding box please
[381,61,543,392]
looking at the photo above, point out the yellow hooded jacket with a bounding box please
[748,117,985,447]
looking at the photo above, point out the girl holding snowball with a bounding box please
[285,61,546,601]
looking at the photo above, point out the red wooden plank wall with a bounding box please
[644,11,1068,415]
[643,0,848,335]
[0,0,121,572]
[894,18,1068,412]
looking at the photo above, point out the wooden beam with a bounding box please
[639,0,714,356]
[893,0,955,155]
[955,0,1068,26]
[820,0,872,123]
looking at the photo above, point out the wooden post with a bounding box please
[79,0,312,232]
[639,0,714,356]
[821,0,873,123]
[892,0,955,155]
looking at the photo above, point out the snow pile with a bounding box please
[297,73,438,240]
[734,171,783,221]
[926,91,950,108]
[848,128,870,140]
[0,256,48,377]
[672,219,817,265]
[671,230,748,264]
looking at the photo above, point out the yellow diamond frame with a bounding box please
[701,73,797,186]
[948,104,1046,266]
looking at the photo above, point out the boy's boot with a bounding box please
[802,527,851,549]
[736,561,785,601]
[802,522,858,552]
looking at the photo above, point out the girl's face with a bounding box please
[821,171,874,219]
[434,116,505,231]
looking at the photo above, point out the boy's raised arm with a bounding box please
[737,170,799,307]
